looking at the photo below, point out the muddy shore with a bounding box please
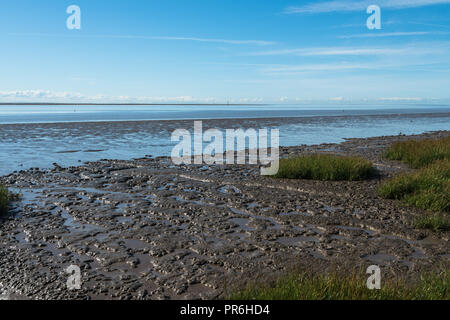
[1,131,449,300]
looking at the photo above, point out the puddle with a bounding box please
[158,183,176,191]
[219,186,240,194]
[322,205,338,213]
[115,203,130,212]
[60,209,104,233]
[117,216,135,225]
[308,249,327,260]
[173,196,188,203]
[410,249,427,259]
[229,218,255,232]
[279,211,311,217]
[230,207,246,215]
[365,253,397,264]
[121,239,151,250]
[247,202,259,209]
[172,196,205,206]
[276,236,318,246]
[10,188,45,205]
[337,225,376,236]
[229,207,283,230]
[15,232,29,244]
[292,224,323,235]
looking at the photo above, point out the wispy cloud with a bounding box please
[7,32,275,46]
[151,36,275,46]
[339,31,450,38]
[0,90,224,104]
[409,21,450,29]
[99,34,276,45]
[285,0,450,14]
[377,97,423,101]
[251,47,409,56]
[262,63,374,75]
[260,59,448,75]
[0,90,87,100]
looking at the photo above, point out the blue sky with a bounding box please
[0,0,449,103]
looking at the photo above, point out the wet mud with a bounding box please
[0,131,448,300]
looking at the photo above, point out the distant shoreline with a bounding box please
[0,103,268,106]
[1,111,449,126]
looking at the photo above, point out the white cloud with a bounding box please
[0,90,224,104]
[339,31,450,38]
[135,96,218,103]
[329,96,345,101]
[0,90,86,100]
[150,36,276,46]
[8,33,276,46]
[285,0,450,14]
[262,63,378,75]
[251,47,410,56]
[250,43,450,63]
[377,97,423,101]
[259,56,450,75]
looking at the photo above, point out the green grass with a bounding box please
[274,154,376,181]
[0,185,20,215]
[385,136,450,169]
[229,271,449,300]
[378,159,449,231]
[415,214,450,232]
[0,185,9,214]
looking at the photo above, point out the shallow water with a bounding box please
[1,104,449,124]
[0,104,449,175]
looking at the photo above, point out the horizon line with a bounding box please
[0,102,269,106]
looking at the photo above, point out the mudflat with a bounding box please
[0,131,449,300]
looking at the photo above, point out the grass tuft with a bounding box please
[380,136,450,232]
[0,185,21,215]
[0,185,9,214]
[274,154,376,181]
[415,214,450,232]
[228,270,449,300]
[385,136,450,169]
[378,159,449,212]
[378,159,449,231]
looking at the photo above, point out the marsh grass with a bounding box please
[385,136,450,169]
[274,154,376,181]
[378,159,449,212]
[379,159,449,231]
[0,185,21,215]
[0,185,8,214]
[228,270,449,300]
[415,214,450,232]
[380,136,450,232]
